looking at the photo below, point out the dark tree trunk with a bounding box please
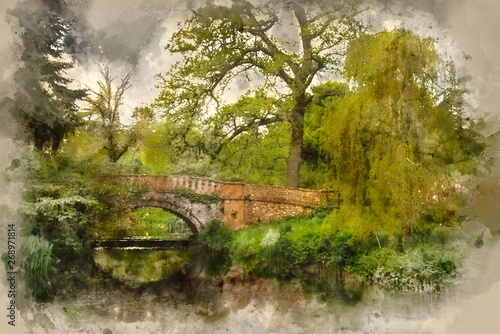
[286,95,306,188]
[51,136,62,156]
[50,125,64,155]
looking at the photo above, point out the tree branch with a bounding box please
[214,114,285,156]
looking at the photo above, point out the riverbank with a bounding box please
[11,270,452,333]
[194,214,489,294]
[9,252,497,334]
[2,213,498,334]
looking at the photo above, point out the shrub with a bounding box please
[198,221,233,251]
[197,221,233,276]
[18,235,53,301]
[23,196,101,262]
[353,242,465,291]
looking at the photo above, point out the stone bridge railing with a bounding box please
[109,175,338,231]
[120,175,223,195]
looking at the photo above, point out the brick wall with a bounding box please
[111,175,338,230]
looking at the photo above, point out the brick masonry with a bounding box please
[112,175,338,232]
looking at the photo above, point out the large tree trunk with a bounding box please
[286,96,306,188]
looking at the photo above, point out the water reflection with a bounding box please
[93,248,191,286]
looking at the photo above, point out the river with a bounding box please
[3,233,499,334]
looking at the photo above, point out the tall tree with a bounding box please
[155,0,361,187]
[320,29,484,240]
[8,0,86,155]
[83,65,133,163]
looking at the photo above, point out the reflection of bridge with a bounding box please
[109,175,337,233]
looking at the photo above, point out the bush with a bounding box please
[18,235,53,301]
[198,221,233,251]
[197,221,233,276]
[23,195,101,262]
[329,231,360,268]
[353,242,465,291]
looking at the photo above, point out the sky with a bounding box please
[73,0,500,127]
[3,0,499,126]
[80,0,500,129]
[106,0,497,130]
[1,0,500,333]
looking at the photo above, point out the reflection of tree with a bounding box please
[84,65,133,163]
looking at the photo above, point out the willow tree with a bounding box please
[320,29,484,240]
[155,0,361,187]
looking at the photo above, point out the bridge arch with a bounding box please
[106,174,336,232]
[131,199,205,234]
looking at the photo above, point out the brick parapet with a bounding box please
[108,174,338,229]
[114,174,336,206]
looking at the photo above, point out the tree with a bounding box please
[214,120,290,184]
[155,0,361,187]
[320,29,484,240]
[83,65,133,163]
[8,0,86,155]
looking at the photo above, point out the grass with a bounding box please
[18,235,54,300]
[197,213,469,292]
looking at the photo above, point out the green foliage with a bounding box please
[24,195,100,261]
[319,29,484,241]
[326,205,404,245]
[213,121,290,185]
[203,214,467,291]
[197,221,233,276]
[345,29,438,98]
[91,179,149,212]
[7,1,86,154]
[301,82,349,189]
[138,123,176,174]
[20,150,148,260]
[155,0,361,186]
[132,208,191,237]
[94,208,193,240]
[198,221,233,251]
[306,201,341,219]
[17,146,151,298]
[136,219,192,238]
[353,242,465,291]
[59,130,106,161]
[329,231,360,268]
[19,235,53,279]
[18,235,53,301]
[279,219,332,267]
[229,217,354,278]
[230,223,279,275]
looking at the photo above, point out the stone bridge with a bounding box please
[109,175,337,233]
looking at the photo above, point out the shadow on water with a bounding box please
[89,237,451,327]
[92,241,365,310]
[92,239,194,287]
[14,237,456,334]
